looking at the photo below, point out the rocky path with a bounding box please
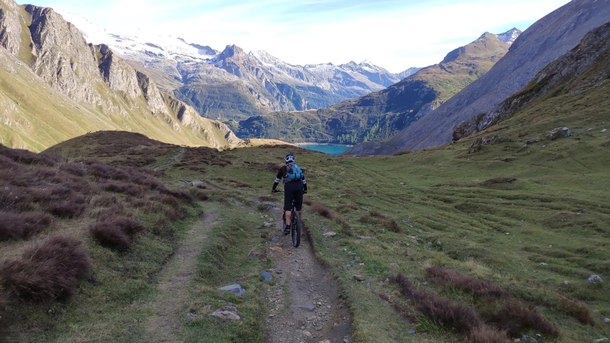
[143,211,217,342]
[265,204,352,343]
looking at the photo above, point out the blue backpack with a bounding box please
[284,163,303,183]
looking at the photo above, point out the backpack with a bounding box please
[284,163,303,183]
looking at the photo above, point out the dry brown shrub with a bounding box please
[164,208,184,221]
[89,205,126,220]
[90,222,131,251]
[46,198,86,218]
[113,217,146,236]
[0,234,90,303]
[310,204,334,220]
[557,297,594,325]
[0,146,58,166]
[0,211,52,241]
[359,212,402,233]
[469,326,510,343]
[336,204,358,212]
[100,181,144,196]
[149,194,181,208]
[392,274,481,335]
[425,266,506,299]
[303,198,313,206]
[59,162,85,176]
[92,195,118,207]
[485,302,559,338]
[151,219,175,241]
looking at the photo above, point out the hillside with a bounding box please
[0,0,239,152]
[235,31,514,144]
[345,0,610,155]
[1,26,609,340]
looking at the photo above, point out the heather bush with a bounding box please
[0,146,58,166]
[0,211,52,241]
[46,199,86,218]
[149,194,181,208]
[425,266,506,299]
[0,234,90,302]
[160,188,194,203]
[310,204,334,219]
[59,162,85,176]
[92,195,118,207]
[90,221,131,250]
[392,274,482,335]
[100,181,144,196]
[485,302,559,338]
[113,217,146,236]
[89,205,126,220]
[469,326,510,343]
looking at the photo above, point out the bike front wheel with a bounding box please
[291,211,301,248]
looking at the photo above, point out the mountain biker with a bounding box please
[272,153,307,235]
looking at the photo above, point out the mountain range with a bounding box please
[234,29,519,144]
[62,13,418,124]
[345,0,610,155]
[0,0,241,152]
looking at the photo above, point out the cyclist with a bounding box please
[272,153,307,234]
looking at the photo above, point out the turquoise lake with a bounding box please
[298,144,352,155]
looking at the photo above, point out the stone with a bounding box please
[353,275,365,282]
[389,263,399,268]
[546,127,571,140]
[248,251,267,261]
[408,329,416,334]
[358,236,372,240]
[319,340,331,343]
[187,312,197,318]
[303,330,313,338]
[592,338,609,343]
[290,305,316,311]
[219,284,245,296]
[260,271,273,282]
[604,318,610,323]
[323,231,337,238]
[211,306,240,321]
[588,275,603,283]
[276,269,283,274]
[263,222,272,227]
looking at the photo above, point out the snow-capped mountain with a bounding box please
[60,13,414,121]
[496,28,522,44]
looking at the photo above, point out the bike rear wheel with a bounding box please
[291,211,301,247]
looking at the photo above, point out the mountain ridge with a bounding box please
[0,0,239,151]
[345,0,610,155]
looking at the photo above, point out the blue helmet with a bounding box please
[284,153,295,163]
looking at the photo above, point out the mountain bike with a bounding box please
[273,190,302,248]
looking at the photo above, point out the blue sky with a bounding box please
[24,0,571,73]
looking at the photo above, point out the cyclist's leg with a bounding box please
[294,183,304,219]
[284,183,296,227]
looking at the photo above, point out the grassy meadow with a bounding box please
[0,77,609,342]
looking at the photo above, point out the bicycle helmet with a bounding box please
[284,153,295,163]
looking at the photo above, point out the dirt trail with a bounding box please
[143,211,218,342]
[265,203,352,343]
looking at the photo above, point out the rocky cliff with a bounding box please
[0,0,239,151]
[346,0,610,155]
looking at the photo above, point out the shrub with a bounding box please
[425,266,506,299]
[92,195,118,207]
[484,302,559,338]
[101,181,144,196]
[59,162,85,176]
[392,274,481,335]
[303,198,313,206]
[310,204,334,220]
[47,199,86,218]
[113,217,146,236]
[0,211,52,241]
[90,222,131,251]
[557,297,594,325]
[359,213,402,233]
[0,234,90,303]
[149,194,181,208]
[336,204,358,212]
[160,189,194,203]
[469,326,510,343]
